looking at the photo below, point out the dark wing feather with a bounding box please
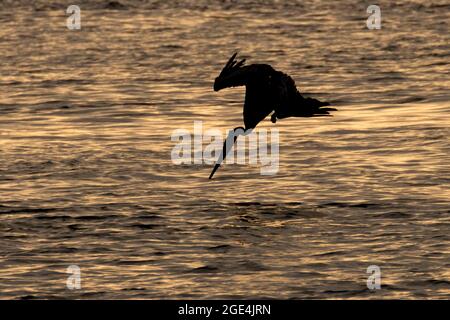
[218,52,246,77]
[271,71,335,118]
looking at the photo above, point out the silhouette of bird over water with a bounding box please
[209,52,336,179]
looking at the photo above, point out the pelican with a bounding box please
[209,52,336,179]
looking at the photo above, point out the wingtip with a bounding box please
[227,52,238,64]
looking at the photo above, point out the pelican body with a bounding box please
[209,53,336,179]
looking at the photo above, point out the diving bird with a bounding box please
[209,52,336,179]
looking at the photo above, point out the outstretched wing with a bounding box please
[214,53,336,128]
[213,52,248,91]
[271,70,336,119]
[217,52,246,78]
[213,52,276,91]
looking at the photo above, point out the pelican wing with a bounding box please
[214,52,276,89]
[270,70,336,118]
[214,53,336,128]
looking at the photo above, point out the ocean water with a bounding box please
[0,0,449,299]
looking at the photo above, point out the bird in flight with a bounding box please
[209,52,336,179]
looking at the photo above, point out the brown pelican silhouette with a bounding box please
[209,52,336,179]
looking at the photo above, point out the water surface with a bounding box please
[0,0,449,299]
